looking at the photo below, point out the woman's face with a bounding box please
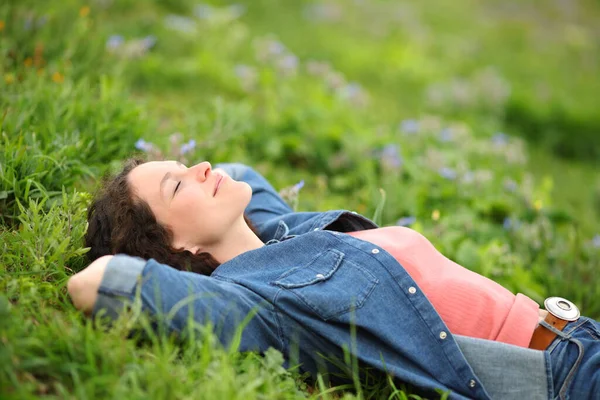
[128,160,252,252]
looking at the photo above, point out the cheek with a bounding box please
[176,190,209,214]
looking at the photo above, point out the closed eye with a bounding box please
[173,181,181,196]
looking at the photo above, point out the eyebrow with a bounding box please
[159,162,185,201]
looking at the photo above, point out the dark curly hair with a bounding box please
[84,157,258,275]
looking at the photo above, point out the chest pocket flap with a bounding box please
[272,249,379,320]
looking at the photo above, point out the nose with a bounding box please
[191,161,211,182]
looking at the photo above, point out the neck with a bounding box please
[205,217,265,264]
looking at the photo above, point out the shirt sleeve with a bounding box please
[215,163,293,228]
[92,254,280,352]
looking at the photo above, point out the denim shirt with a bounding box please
[94,163,550,400]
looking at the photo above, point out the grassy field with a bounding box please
[1,0,599,398]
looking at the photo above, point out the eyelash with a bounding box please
[173,181,181,195]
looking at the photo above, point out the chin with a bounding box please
[241,182,253,200]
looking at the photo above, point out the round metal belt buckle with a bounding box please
[544,297,580,321]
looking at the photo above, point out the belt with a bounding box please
[529,297,580,351]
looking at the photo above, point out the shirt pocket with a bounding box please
[271,249,379,320]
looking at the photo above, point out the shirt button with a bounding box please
[408,287,417,294]
[469,380,476,388]
[371,249,380,254]
[313,228,320,231]
[315,274,325,279]
[439,331,447,340]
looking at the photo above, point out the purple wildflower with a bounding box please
[339,82,362,100]
[277,54,298,73]
[381,144,403,170]
[106,35,124,51]
[234,64,257,90]
[180,139,197,155]
[255,38,287,63]
[492,132,508,147]
[399,119,419,134]
[396,216,417,227]
[267,40,286,57]
[141,35,157,52]
[503,217,521,231]
[504,179,518,192]
[24,16,33,31]
[293,180,305,192]
[592,234,600,248]
[439,128,453,142]
[37,16,48,28]
[135,139,154,152]
[439,167,457,180]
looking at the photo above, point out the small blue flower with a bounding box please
[396,216,417,227]
[135,139,154,152]
[339,82,362,99]
[277,54,298,71]
[592,234,600,248]
[37,16,48,28]
[293,180,305,192]
[380,144,403,170]
[234,64,255,78]
[503,217,521,231]
[492,132,508,147]
[180,139,197,155]
[106,35,124,50]
[439,128,453,142]
[268,40,286,56]
[24,17,33,31]
[439,167,457,180]
[141,35,157,51]
[504,179,518,192]
[399,119,419,134]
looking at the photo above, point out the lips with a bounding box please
[213,174,223,196]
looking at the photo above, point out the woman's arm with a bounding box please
[67,254,281,354]
[67,255,113,315]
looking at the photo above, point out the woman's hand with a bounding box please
[67,255,113,315]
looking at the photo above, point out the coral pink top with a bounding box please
[347,227,540,347]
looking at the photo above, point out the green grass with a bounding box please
[1,0,599,398]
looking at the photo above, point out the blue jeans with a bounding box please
[545,317,600,399]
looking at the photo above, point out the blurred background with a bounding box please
[2,0,599,310]
[1,0,600,397]
[2,0,600,306]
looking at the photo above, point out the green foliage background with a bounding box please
[1,0,599,398]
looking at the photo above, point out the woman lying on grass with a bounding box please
[68,158,600,400]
